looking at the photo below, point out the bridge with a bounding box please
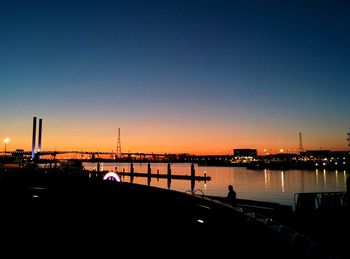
[5,149,233,163]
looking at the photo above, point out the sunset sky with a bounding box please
[1,0,350,155]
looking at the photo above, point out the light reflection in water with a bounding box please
[83,162,348,207]
[335,170,338,189]
[344,171,347,189]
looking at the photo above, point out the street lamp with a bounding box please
[3,138,9,155]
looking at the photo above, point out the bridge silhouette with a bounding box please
[6,149,233,163]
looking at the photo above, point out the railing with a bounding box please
[185,189,205,197]
[294,191,349,213]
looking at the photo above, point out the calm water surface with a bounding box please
[84,162,349,208]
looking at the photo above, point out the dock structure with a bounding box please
[117,171,210,181]
[117,162,211,181]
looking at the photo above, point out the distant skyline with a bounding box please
[1,0,350,155]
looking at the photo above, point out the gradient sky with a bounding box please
[1,0,350,155]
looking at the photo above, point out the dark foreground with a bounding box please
[0,170,345,258]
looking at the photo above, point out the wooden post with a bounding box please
[130,162,134,174]
[167,163,172,189]
[191,163,195,191]
[130,162,134,183]
[167,177,171,189]
[191,163,195,178]
[167,163,171,178]
[191,178,195,192]
[147,163,151,176]
[147,163,151,186]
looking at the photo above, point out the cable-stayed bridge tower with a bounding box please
[31,116,43,160]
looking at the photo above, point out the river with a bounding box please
[83,162,348,208]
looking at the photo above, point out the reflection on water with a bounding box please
[264,169,268,191]
[335,170,338,189]
[281,171,285,192]
[84,162,348,207]
[344,171,347,188]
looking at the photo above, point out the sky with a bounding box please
[1,0,350,155]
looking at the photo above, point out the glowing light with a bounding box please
[3,138,10,155]
[197,219,204,224]
[103,172,121,182]
[279,149,284,153]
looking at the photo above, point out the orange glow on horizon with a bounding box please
[2,119,348,156]
[4,136,348,156]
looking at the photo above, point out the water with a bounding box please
[83,162,349,208]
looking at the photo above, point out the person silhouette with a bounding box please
[227,184,237,206]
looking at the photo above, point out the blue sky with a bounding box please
[1,0,349,154]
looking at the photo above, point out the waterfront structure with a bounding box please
[31,116,43,160]
[38,118,42,153]
[233,148,257,163]
[196,155,232,166]
[300,150,331,158]
[233,149,257,157]
[31,117,36,159]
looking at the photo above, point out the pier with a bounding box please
[116,162,210,181]
[118,171,210,181]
